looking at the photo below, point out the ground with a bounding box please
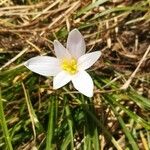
[0,0,150,150]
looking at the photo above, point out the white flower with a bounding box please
[24,29,101,97]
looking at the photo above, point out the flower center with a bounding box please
[61,58,78,74]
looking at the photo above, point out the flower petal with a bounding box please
[67,29,86,58]
[78,51,101,70]
[24,56,61,76]
[53,71,72,89]
[54,40,71,59]
[72,71,93,97]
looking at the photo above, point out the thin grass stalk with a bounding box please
[65,103,74,149]
[108,102,139,150]
[46,96,55,150]
[0,89,13,150]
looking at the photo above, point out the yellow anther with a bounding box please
[61,58,77,74]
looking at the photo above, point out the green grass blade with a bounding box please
[86,108,123,150]
[85,98,100,150]
[79,101,123,150]
[0,89,13,150]
[109,102,139,150]
[46,96,55,150]
[22,83,37,142]
[65,103,74,149]
[84,125,91,150]
[60,132,71,150]
[92,127,100,150]
[92,6,148,20]
[77,0,109,16]
[104,94,150,130]
[128,91,150,110]
[22,83,42,130]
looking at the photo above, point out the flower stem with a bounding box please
[0,89,13,150]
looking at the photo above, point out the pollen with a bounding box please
[61,58,78,74]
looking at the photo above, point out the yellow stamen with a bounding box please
[61,58,77,74]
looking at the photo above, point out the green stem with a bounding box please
[46,96,55,150]
[65,104,74,149]
[0,89,13,150]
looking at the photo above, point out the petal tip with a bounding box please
[71,28,80,34]
[23,61,29,67]
[72,28,79,32]
[86,93,93,98]
[53,81,59,90]
[95,50,102,55]
[96,51,102,59]
[54,39,58,43]
[53,85,58,90]
[85,89,93,97]
[99,50,102,56]
[79,90,93,97]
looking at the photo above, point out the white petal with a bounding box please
[78,51,101,70]
[53,71,72,89]
[24,56,61,76]
[54,40,71,59]
[72,71,93,97]
[67,29,86,59]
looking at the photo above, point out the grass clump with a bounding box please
[0,0,150,149]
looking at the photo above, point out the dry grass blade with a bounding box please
[32,0,61,20]
[40,1,81,35]
[22,83,37,143]
[0,0,150,149]
[121,45,150,90]
[0,47,28,71]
